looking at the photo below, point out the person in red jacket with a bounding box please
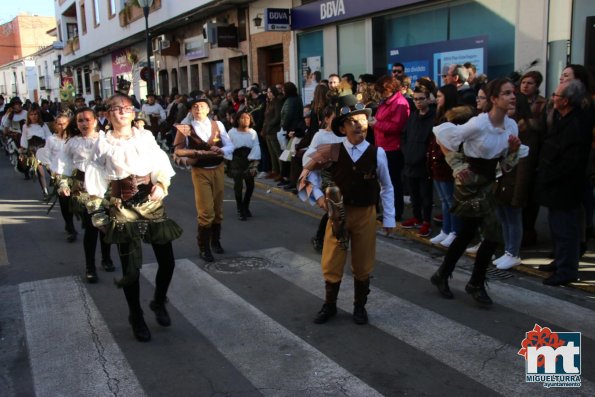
[370,76,410,221]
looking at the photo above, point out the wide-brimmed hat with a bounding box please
[10,96,22,105]
[134,111,149,124]
[189,97,213,110]
[331,94,372,136]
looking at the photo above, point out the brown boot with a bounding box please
[197,225,214,262]
[314,281,341,324]
[353,278,370,325]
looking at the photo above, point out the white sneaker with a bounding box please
[256,171,268,179]
[439,232,457,247]
[404,195,412,205]
[430,231,448,244]
[465,241,482,254]
[492,253,508,266]
[496,253,522,270]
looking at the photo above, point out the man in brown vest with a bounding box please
[173,98,234,262]
[298,95,395,325]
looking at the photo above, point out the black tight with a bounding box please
[81,211,111,268]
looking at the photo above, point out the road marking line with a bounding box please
[141,259,383,397]
[19,276,145,397]
[242,247,595,396]
[0,218,8,266]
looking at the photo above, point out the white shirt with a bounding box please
[189,117,234,158]
[302,139,396,228]
[57,131,105,176]
[20,123,52,148]
[141,103,166,125]
[433,113,528,159]
[225,128,261,161]
[85,127,175,197]
[3,110,27,132]
[35,135,66,173]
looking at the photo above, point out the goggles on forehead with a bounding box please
[339,102,365,115]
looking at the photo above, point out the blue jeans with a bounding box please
[548,208,580,279]
[496,205,522,257]
[433,180,459,234]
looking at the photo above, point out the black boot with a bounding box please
[197,225,214,262]
[211,223,225,254]
[243,195,252,217]
[430,268,454,299]
[314,281,341,324]
[466,240,495,306]
[85,263,98,284]
[465,282,493,306]
[353,278,370,325]
[128,311,151,342]
[149,298,171,327]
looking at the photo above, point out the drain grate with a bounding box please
[204,256,271,274]
[487,266,514,280]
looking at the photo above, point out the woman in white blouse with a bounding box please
[36,113,77,242]
[225,111,261,220]
[85,93,182,342]
[20,107,52,198]
[430,78,525,306]
[58,107,114,283]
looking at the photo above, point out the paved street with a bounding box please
[1,158,594,396]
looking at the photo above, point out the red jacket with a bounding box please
[373,92,410,151]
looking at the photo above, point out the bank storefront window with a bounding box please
[338,20,366,79]
[297,30,323,104]
[372,0,515,80]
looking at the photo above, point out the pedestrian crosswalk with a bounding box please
[4,243,595,396]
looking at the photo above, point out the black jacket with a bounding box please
[402,107,435,178]
[535,108,592,209]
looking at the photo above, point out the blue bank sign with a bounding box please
[265,8,290,31]
[291,0,425,30]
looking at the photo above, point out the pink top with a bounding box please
[373,92,410,151]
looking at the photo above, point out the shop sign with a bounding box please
[265,8,290,31]
[217,26,238,48]
[185,37,209,60]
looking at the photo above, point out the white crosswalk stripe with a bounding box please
[19,276,145,397]
[240,247,595,397]
[141,259,384,397]
[9,245,594,396]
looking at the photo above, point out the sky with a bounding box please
[0,0,56,23]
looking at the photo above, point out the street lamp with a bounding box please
[138,0,154,94]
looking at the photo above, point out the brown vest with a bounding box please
[330,143,379,207]
[174,120,224,168]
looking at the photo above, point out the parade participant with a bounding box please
[85,93,182,342]
[298,97,395,325]
[20,107,52,198]
[57,107,114,283]
[36,113,77,242]
[141,93,166,135]
[3,97,28,178]
[173,97,234,262]
[430,78,526,306]
[226,111,261,220]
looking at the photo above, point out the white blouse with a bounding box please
[225,128,261,161]
[36,135,66,173]
[302,129,345,166]
[85,127,175,197]
[433,113,522,159]
[20,123,52,148]
[57,131,105,176]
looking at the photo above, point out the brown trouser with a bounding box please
[321,205,377,283]
[191,164,224,227]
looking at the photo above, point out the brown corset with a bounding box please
[110,174,152,203]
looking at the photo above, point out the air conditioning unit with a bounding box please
[152,38,160,52]
[160,40,171,50]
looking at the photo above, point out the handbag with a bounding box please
[276,129,288,150]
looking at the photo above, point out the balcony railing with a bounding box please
[119,0,162,27]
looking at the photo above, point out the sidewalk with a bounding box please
[244,173,595,294]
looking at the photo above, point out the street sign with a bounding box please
[140,66,154,82]
[265,8,290,31]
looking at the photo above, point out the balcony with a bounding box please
[64,36,80,56]
[119,0,162,28]
[39,76,46,90]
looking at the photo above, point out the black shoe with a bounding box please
[199,249,214,262]
[211,241,224,254]
[353,305,368,325]
[149,300,171,327]
[311,237,323,253]
[128,314,151,342]
[538,263,556,272]
[238,212,247,221]
[465,282,493,306]
[430,271,454,299]
[85,268,98,284]
[313,303,337,324]
[66,231,78,243]
[244,208,252,218]
[101,259,116,272]
[543,273,577,286]
[277,180,290,187]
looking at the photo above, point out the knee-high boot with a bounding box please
[197,225,214,262]
[313,281,341,324]
[353,278,370,325]
[465,239,497,306]
[211,223,224,254]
